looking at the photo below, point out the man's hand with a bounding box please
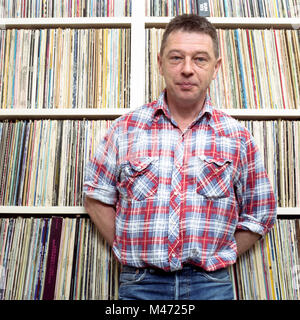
[234,230,261,257]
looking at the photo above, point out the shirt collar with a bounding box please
[153,90,213,124]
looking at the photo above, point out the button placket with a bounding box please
[168,132,184,270]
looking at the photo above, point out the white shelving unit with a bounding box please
[1,0,299,216]
[0,205,298,215]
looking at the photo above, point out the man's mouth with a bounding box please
[177,82,196,90]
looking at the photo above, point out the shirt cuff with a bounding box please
[236,215,270,236]
[83,183,117,206]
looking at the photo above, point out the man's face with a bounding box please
[158,30,221,109]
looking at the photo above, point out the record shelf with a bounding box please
[1,0,299,215]
[1,0,300,302]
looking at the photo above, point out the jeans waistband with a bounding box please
[121,263,206,274]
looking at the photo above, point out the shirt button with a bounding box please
[192,249,199,256]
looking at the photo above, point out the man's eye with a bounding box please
[170,56,182,61]
[195,57,207,64]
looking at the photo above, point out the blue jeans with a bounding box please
[118,264,234,300]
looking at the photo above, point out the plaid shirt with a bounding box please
[84,91,277,272]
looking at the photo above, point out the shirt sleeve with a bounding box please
[83,121,120,206]
[235,131,277,236]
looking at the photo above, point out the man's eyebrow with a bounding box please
[166,49,212,57]
[166,49,183,55]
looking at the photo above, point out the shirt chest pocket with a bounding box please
[118,157,159,201]
[196,156,233,199]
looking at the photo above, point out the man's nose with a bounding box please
[181,58,194,77]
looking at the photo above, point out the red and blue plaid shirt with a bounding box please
[84,91,277,271]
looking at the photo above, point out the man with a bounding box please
[83,14,276,300]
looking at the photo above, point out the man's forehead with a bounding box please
[167,29,213,41]
[164,30,214,52]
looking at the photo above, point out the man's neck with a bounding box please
[166,93,207,132]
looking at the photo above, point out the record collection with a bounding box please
[231,219,300,300]
[0,216,120,300]
[0,0,299,302]
[241,120,300,208]
[0,119,111,206]
[1,216,300,300]
[0,28,131,109]
[0,119,299,207]
[146,0,300,17]
[145,28,300,110]
[1,0,131,17]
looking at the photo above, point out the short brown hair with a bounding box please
[160,14,219,58]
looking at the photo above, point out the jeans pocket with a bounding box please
[201,268,231,283]
[119,268,147,286]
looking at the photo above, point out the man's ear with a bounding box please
[157,53,163,76]
[212,57,222,80]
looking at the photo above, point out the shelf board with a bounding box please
[0,206,86,215]
[145,17,300,29]
[1,17,132,29]
[225,108,300,120]
[0,108,130,120]
[0,108,299,120]
[0,206,298,216]
[278,207,300,215]
[2,17,299,30]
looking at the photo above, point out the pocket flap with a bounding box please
[128,157,157,172]
[199,156,232,167]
